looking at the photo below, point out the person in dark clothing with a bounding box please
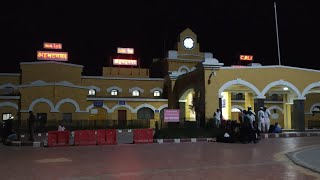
[240,110,258,144]
[2,119,18,144]
[27,111,35,141]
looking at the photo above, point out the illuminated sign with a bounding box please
[113,59,137,66]
[240,55,253,61]
[37,51,68,61]
[117,48,134,54]
[43,42,62,50]
[164,109,180,122]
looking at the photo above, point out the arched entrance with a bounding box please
[218,79,261,121]
[179,88,196,122]
[302,82,320,129]
[261,80,302,129]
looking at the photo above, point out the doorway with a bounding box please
[118,110,127,128]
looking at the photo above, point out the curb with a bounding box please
[261,132,320,139]
[154,132,320,144]
[155,138,215,144]
[9,141,43,147]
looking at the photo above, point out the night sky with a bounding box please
[1,0,319,75]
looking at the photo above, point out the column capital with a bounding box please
[255,95,266,99]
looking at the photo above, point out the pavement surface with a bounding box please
[287,145,320,173]
[0,137,320,180]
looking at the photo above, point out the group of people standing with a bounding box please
[257,106,271,133]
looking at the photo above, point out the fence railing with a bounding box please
[10,119,151,133]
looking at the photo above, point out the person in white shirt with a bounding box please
[264,107,271,133]
[248,110,255,129]
[214,108,221,128]
[58,123,65,131]
[258,107,265,132]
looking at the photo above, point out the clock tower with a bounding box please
[177,28,200,53]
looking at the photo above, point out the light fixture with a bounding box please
[283,87,289,91]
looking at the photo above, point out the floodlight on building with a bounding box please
[283,87,289,91]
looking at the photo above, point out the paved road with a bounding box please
[1,137,320,180]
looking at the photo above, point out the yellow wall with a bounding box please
[0,75,20,85]
[20,62,82,84]
[103,67,149,78]
[82,78,164,98]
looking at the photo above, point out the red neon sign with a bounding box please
[37,51,68,61]
[240,55,253,61]
[117,48,134,54]
[113,59,137,66]
[43,42,62,50]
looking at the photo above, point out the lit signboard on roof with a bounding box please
[117,48,134,54]
[113,59,137,66]
[43,42,62,50]
[240,55,253,61]
[37,51,68,61]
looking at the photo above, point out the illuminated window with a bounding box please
[88,89,96,96]
[2,113,13,120]
[132,90,140,96]
[111,89,118,96]
[153,90,161,97]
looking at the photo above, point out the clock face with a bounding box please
[183,37,194,49]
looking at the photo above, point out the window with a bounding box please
[271,94,279,101]
[63,113,72,122]
[153,90,161,97]
[180,68,188,73]
[2,113,13,120]
[132,90,140,96]
[88,89,96,96]
[0,87,14,95]
[236,93,243,100]
[111,89,118,96]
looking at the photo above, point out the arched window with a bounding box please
[153,90,161,97]
[111,89,118,96]
[160,108,168,121]
[132,90,140,96]
[88,89,96,96]
[137,107,154,120]
[0,87,14,95]
[180,68,188,73]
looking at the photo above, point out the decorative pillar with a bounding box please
[292,99,305,131]
[245,93,254,111]
[283,94,292,129]
[254,98,265,116]
[179,101,186,126]
[221,92,231,120]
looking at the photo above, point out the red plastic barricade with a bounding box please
[74,130,81,146]
[133,129,143,144]
[97,129,107,145]
[57,131,70,146]
[47,131,70,147]
[106,129,117,145]
[48,131,58,147]
[146,129,153,143]
[74,130,96,146]
[134,129,154,144]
